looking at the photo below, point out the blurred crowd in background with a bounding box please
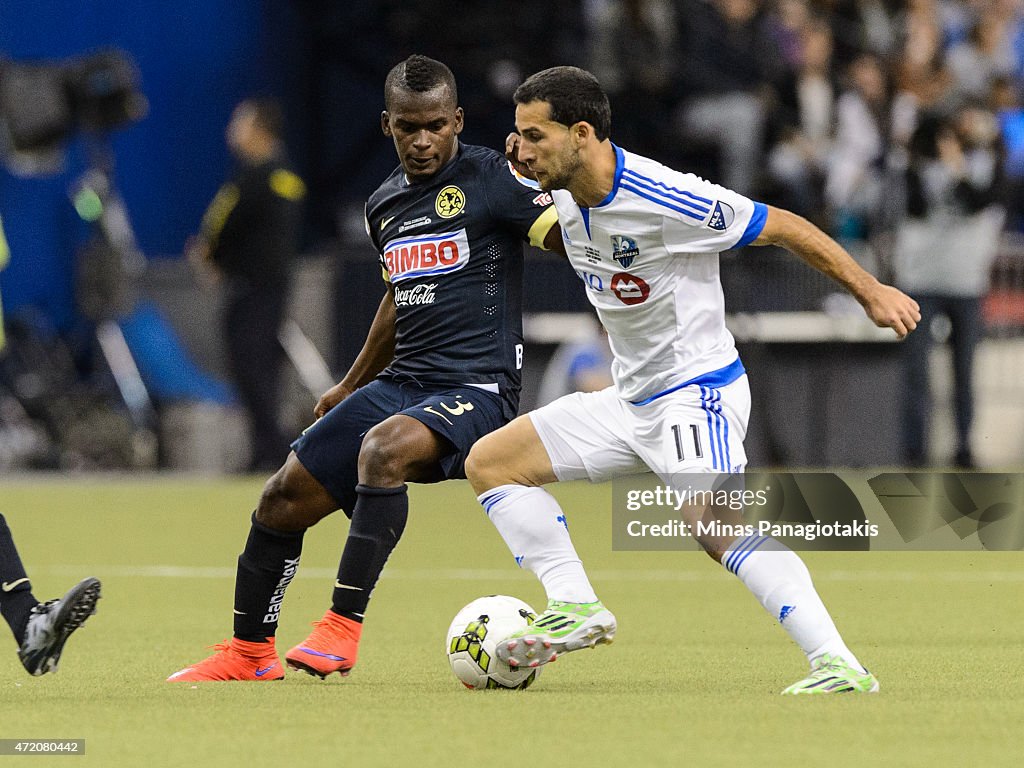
[295,0,1024,250]
[3,0,1024,472]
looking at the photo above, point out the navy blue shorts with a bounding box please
[290,377,507,516]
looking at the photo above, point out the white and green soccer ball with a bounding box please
[446,595,542,690]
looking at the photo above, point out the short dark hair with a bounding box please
[242,97,285,140]
[384,55,458,110]
[513,66,611,141]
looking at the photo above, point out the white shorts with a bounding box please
[529,375,750,483]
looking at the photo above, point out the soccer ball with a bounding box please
[446,595,542,690]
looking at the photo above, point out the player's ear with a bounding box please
[453,106,464,135]
[381,110,392,137]
[571,121,591,147]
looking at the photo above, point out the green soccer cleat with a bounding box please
[495,600,616,669]
[781,653,880,695]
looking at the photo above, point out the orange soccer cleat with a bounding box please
[285,610,362,679]
[166,637,285,682]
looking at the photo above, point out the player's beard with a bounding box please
[537,146,584,192]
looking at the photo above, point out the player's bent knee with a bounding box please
[463,444,484,486]
[358,430,400,472]
[255,457,334,531]
[255,473,306,531]
[464,434,507,493]
[357,419,429,486]
[467,417,555,492]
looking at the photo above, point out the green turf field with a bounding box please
[1,477,1021,767]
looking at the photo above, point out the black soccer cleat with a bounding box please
[18,577,101,676]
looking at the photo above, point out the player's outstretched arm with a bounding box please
[751,205,921,339]
[314,287,397,418]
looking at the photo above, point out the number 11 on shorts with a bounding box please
[671,424,702,461]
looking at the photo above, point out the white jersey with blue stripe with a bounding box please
[552,144,767,404]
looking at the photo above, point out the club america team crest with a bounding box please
[610,234,640,268]
[435,185,465,218]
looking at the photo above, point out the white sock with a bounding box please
[479,485,598,604]
[723,535,866,672]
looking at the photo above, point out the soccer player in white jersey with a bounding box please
[464,66,921,695]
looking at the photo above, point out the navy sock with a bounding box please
[331,485,409,623]
[233,513,305,642]
[0,513,39,643]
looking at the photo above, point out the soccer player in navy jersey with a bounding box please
[169,55,561,682]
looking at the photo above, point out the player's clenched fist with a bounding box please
[862,284,921,340]
[505,132,535,181]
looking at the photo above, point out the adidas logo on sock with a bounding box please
[779,605,796,624]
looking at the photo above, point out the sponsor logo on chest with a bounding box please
[574,268,652,305]
[383,229,471,283]
[394,283,437,306]
[610,272,650,305]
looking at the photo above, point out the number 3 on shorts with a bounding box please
[423,397,475,425]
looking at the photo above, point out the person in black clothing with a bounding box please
[765,17,837,225]
[169,56,561,683]
[190,98,306,472]
[675,0,783,193]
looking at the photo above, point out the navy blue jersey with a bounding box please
[365,142,557,418]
